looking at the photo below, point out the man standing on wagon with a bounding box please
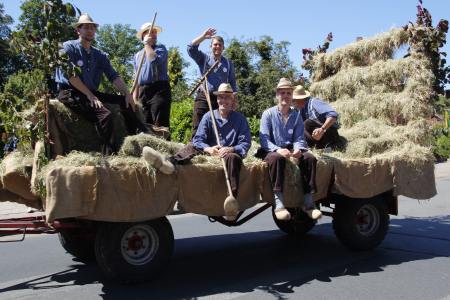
[55,14,148,155]
[259,78,322,221]
[133,22,171,134]
[187,28,237,138]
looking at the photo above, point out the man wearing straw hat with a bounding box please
[258,78,321,221]
[142,83,251,218]
[133,22,171,134]
[187,28,237,138]
[55,13,148,155]
[292,85,342,149]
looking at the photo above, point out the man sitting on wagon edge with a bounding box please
[292,85,343,150]
[258,78,322,221]
[142,83,251,218]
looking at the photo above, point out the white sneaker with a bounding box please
[142,146,175,175]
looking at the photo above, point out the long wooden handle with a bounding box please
[131,12,157,95]
[201,82,234,196]
[188,60,220,97]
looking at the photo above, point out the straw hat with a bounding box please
[136,22,163,40]
[276,78,294,90]
[213,83,237,95]
[292,85,311,100]
[74,13,98,28]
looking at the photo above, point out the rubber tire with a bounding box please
[94,217,174,284]
[332,196,389,251]
[272,207,316,236]
[58,227,96,262]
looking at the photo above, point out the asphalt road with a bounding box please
[0,163,449,300]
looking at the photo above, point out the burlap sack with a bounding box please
[332,159,393,198]
[45,165,178,222]
[177,164,266,216]
[46,166,98,222]
[84,166,177,222]
[1,154,38,201]
[392,159,436,199]
[313,159,334,201]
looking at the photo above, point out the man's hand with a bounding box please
[312,128,326,141]
[125,93,135,111]
[202,28,217,39]
[218,146,234,158]
[276,148,291,158]
[291,149,303,159]
[87,94,103,109]
[204,145,220,156]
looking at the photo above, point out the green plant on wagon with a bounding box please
[9,0,80,158]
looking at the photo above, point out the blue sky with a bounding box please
[3,0,450,80]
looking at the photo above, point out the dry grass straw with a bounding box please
[311,28,409,81]
[120,134,184,157]
[310,56,433,102]
[307,26,436,167]
[0,151,34,180]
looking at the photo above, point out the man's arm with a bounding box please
[112,77,135,111]
[259,110,281,152]
[68,77,102,109]
[232,116,251,158]
[191,28,216,46]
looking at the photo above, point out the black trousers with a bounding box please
[138,80,172,128]
[170,143,242,197]
[304,119,341,149]
[191,91,218,139]
[261,150,317,194]
[58,88,147,155]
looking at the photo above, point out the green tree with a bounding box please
[0,2,14,88]
[95,23,141,93]
[168,46,190,102]
[225,36,299,118]
[7,0,79,156]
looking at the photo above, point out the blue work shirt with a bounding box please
[133,44,169,85]
[259,106,308,152]
[193,110,251,158]
[55,39,119,91]
[187,44,237,92]
[300,98,339,128]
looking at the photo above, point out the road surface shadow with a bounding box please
[0,216,448,299]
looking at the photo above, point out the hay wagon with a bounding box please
[0,26,438,283]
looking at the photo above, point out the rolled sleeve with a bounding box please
[187,43,206,68]
[293,118,308,150]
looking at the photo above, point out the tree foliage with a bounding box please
[0,2,14,88]
[226,36,299,117]
[95,23,141,92]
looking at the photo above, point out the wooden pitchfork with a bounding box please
[200,80,239,218]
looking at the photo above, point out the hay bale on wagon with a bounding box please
[0,151,41,208]
[306,26,437,200]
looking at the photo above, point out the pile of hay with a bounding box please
[311,28,409,81]
[308,27,436,168]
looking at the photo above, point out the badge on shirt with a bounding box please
[288,129,294,135]
[77,60,84,67]
[223,67,228,73]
